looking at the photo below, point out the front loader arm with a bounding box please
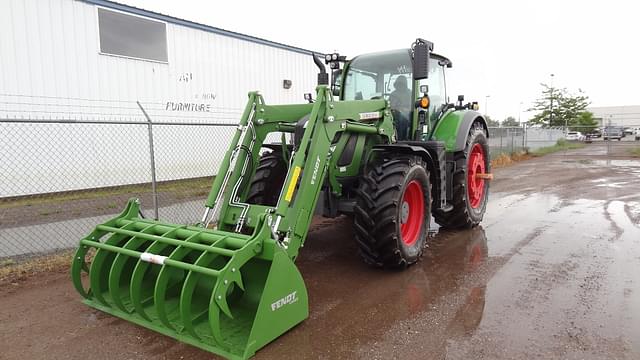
[202,85,393,260]
[269,88,393,259]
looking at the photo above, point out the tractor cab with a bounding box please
[332,44,451,141]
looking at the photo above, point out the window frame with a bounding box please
[96,6,169,64]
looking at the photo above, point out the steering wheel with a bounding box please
[370,93,391,100]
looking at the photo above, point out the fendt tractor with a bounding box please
[71,39,491,359]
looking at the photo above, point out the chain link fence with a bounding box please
[4,96,634,259]
[487,126,526,157]
[0,119,240,258]
[0,94,243,259]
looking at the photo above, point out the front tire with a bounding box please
[353,155,431,268]
[434,122,490,229]
[246,150,288,206]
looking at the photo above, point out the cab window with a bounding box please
[419,59,446,120]
[342,50,413,103]
[343,50,414,139]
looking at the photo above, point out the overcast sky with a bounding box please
[120,0,639,121]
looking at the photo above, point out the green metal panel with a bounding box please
[431,109,464,151]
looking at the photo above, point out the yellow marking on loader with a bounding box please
[285,166,302,202]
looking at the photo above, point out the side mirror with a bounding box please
[412,39,433,80]
[331,69,342,96]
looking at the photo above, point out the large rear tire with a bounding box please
[246,150,288,206]
[353,155,431,268]
[434,122,490,229]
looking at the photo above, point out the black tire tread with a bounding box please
[246,151,287,206]
[433,122,489,229]
[353,155,430,268]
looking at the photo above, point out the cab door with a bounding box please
[417,59,447,127]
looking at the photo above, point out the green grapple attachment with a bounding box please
[71,199,309,359]
[71,87,392,359]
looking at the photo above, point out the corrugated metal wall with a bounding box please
[0,0,318,117]
[0,0,319,196]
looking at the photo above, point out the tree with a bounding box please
[485,115,500,127]
[501,116,519,127]
[527,83,591,127]
[573,111,598,133]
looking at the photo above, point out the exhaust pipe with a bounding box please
[312,52,329,85]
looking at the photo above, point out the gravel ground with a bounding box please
[1,145,639,359]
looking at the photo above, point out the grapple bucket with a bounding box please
[71,199,308,359]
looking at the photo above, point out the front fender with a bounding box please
[431,110,488,152]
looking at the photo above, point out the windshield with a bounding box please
[343,50,414,139]
[343,49,413,103]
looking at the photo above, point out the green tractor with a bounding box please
[71,39,491,359]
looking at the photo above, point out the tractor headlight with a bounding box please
[332,53,338,61]
[325,54,332,62]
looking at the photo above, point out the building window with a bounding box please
[98,8,168,62]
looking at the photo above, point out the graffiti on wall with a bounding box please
[165,92,217,112]
[165,102,211,112]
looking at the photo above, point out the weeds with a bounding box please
[0,250,74,287]
[491,151,531,168]
[531,139,585,156]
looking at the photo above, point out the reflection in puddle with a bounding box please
[287,226,491,359]
[351,228,491,358]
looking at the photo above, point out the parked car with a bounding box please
[624,127,635,135]
[603,126,623,141]
[588,129,602,138]
[636,129,640,141]
[565,131,585,141]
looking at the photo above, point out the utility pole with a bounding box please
[518,101,523,123]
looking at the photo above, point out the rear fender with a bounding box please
[432,110,488,152]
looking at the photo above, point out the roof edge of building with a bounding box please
[83,0,322,56]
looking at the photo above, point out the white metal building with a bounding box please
[0,0,321,197]
[0,0,319,120]
[588,105,640,128]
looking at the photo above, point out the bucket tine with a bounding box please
[108,224,163,313]
[88,222,149,307]
[154,230,206,330]
[207,301,225,349]
[179,249,227,346]
[72,237,99,299]
[71,200,140,300]
[127,226,186,320]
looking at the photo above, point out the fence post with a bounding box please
[137,101,159,220]
[511,131,514,153]
[606,118,611,157]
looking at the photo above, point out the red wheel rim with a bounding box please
[400,180,425,246]
[467,143,486,209]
